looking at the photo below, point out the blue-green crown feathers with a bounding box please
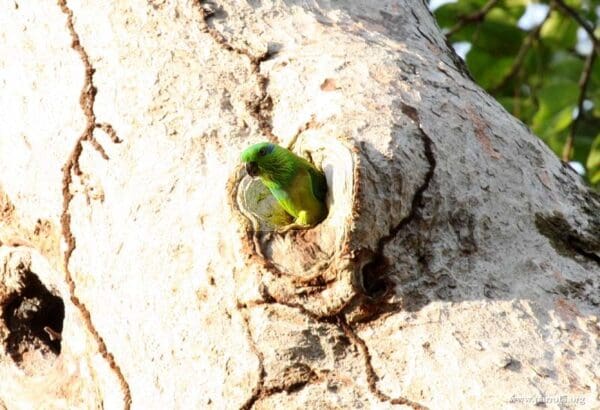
[241,142,275,163]
[241,142,297,186]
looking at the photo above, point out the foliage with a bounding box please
[434,0,600,187]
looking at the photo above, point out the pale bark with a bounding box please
[0,0,598,409]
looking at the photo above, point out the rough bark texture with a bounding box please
[0,0,598,409]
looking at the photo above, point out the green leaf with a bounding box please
[434,1,489,28]
[532,82,579,137]
[547,52,584,83]
[473,18,525,55]
[591,75,600,116]
[540,11,578,49]
[573,134,595,168]
[587,135,600,185]
[466,49,515,89]
[549,106,574,134]
[520,43,553,90]
[502,0,528,5]
[497,95,536,119]
[590,57,600,89]
[562,0,581,8]
[487,6,522,25]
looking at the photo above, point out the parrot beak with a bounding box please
[245,161,259,177]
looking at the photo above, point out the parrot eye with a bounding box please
[258,147,267,156]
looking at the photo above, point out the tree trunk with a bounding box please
[1,0,598,408]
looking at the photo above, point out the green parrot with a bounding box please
[241,142,328,229]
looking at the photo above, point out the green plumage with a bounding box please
[241,142,328,226]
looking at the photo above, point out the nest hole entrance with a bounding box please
[240,177,296,231]
[360,255,393,299]
[1,269,65,365]
[235,135,355,278]
[238,151,332,232]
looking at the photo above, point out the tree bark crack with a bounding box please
[236,285,339,409]
[238,308,267,410]
[57,1,131,408]
[239,286,428,409]
[194,0,275,141]
[360,103,436,300]
[238,294,334,410]
[339,317,428,410]
[239,314,322,409]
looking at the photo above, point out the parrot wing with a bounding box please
[306,165,327,202]
[269,185,298,219]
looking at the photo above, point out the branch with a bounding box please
[446,0,500,38]
[491,10,552,93]
[552,0,600,55]
[552,0,599,161]
[562,51,597,161]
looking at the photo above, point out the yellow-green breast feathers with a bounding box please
[241,142,328,226]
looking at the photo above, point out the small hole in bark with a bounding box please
[360,255,391,298]
[1,269,65,365]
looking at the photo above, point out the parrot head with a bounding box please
[240,142,285,180]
